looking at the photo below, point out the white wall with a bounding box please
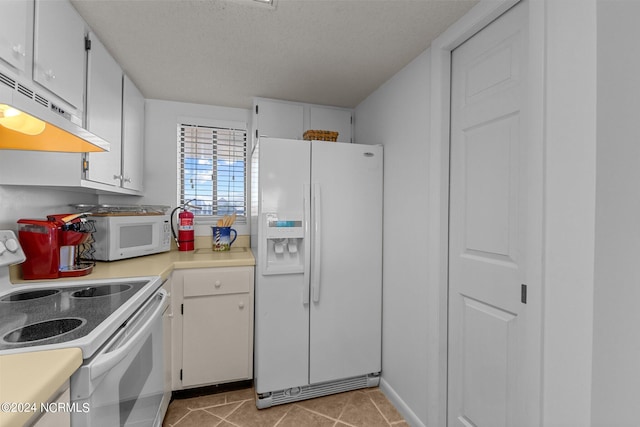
[355,2,602,426]
[0,185,98,230]
[355,49,432,427]
[100,99,251,235]
[542,1,598,425]
[591,2,640,425]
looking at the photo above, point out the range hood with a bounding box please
[0,71,109,153]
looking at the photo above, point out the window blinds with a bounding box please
[178,123,247,220]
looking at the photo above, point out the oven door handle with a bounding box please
[90,290,167,380]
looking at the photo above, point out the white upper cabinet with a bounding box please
[253,97,354,148]
[33,0,85,109]
[0,1,31,73]
[254,98,304,141]
[308,105,352,143]
[121,75,145,192]
[0,0,145,196]
[84,32,123,187]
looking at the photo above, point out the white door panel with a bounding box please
[462,114,520,265]
[459,296,517,427]
[0,1,29,72]
[309,141,382,384]
[85,33,123,186]
[254,272,310,393]
[256,100,304,140]
[259,138,310,214]
[255,138,311,393]
[309,106,352,143]
[449,2,531,426]
[33,0,85,109]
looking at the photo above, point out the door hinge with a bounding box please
[180,369,183,381]
[255,104,259,114]
[350,115,353,124]
[521,284,527,304]
[85,37,91,51]
[255,129,258,139]
[82,158,89,173]
[181,303,184,315]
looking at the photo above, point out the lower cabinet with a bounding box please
[171,266,254,390]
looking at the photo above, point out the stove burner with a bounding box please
[0,289,60,302]
[71,284,132,298]
[3,318,85,343]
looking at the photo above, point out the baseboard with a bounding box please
[379,378,425,427]
[256,374,379,409]
[171,380,253,400]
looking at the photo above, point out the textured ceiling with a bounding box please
[70,0,478,109]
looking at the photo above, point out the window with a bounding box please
[178,122,247,221]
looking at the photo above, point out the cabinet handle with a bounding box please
[12,44,25,57]
[238,301,245,309]
[124,177,132,183]
[113,174,123,181]
[44,69,56,80]
[214,280,222,288]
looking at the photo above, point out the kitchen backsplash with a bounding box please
[0,186,99,230]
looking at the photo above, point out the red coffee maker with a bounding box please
[18,213,95,280]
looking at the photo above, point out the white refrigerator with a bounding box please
[251,137,383,408]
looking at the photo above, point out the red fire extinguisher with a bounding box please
[171,201,195,251]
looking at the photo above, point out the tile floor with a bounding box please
[162,386,408,427]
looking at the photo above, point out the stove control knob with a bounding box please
[5,238,18,253]
[0,241,6,255]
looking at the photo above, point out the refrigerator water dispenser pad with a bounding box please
[263,214,305,275]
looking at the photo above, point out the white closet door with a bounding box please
[448,2,539,426]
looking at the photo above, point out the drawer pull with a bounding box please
[238,301,245,309]
[214,280,222,288]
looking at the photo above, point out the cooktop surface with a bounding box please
[0,277,162,357]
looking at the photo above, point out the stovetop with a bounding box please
[0,281,148,351]
[0,230,163,358]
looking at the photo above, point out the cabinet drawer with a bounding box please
[183,267,253,297]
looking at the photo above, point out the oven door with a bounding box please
[70,289,168,427]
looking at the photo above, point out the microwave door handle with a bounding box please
[89,290,167,380]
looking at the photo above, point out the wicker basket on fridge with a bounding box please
[303,130,339,142]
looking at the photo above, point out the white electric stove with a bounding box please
[0,230,170,426]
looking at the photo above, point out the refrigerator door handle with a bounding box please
[303,184,311,305]
[312,183,322,303]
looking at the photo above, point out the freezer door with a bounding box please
[254,138,312,393]
[309,141,383,384]
[259,138,310,215]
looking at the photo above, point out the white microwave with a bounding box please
[90,215,171,261]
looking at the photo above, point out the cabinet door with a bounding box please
[0,0,30,72]
[33,0,85,109]
[85,32,123,186]
[309,105,353,143]
[182,293,251,387]
[121,75,144,191]
[255,99,304,140]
